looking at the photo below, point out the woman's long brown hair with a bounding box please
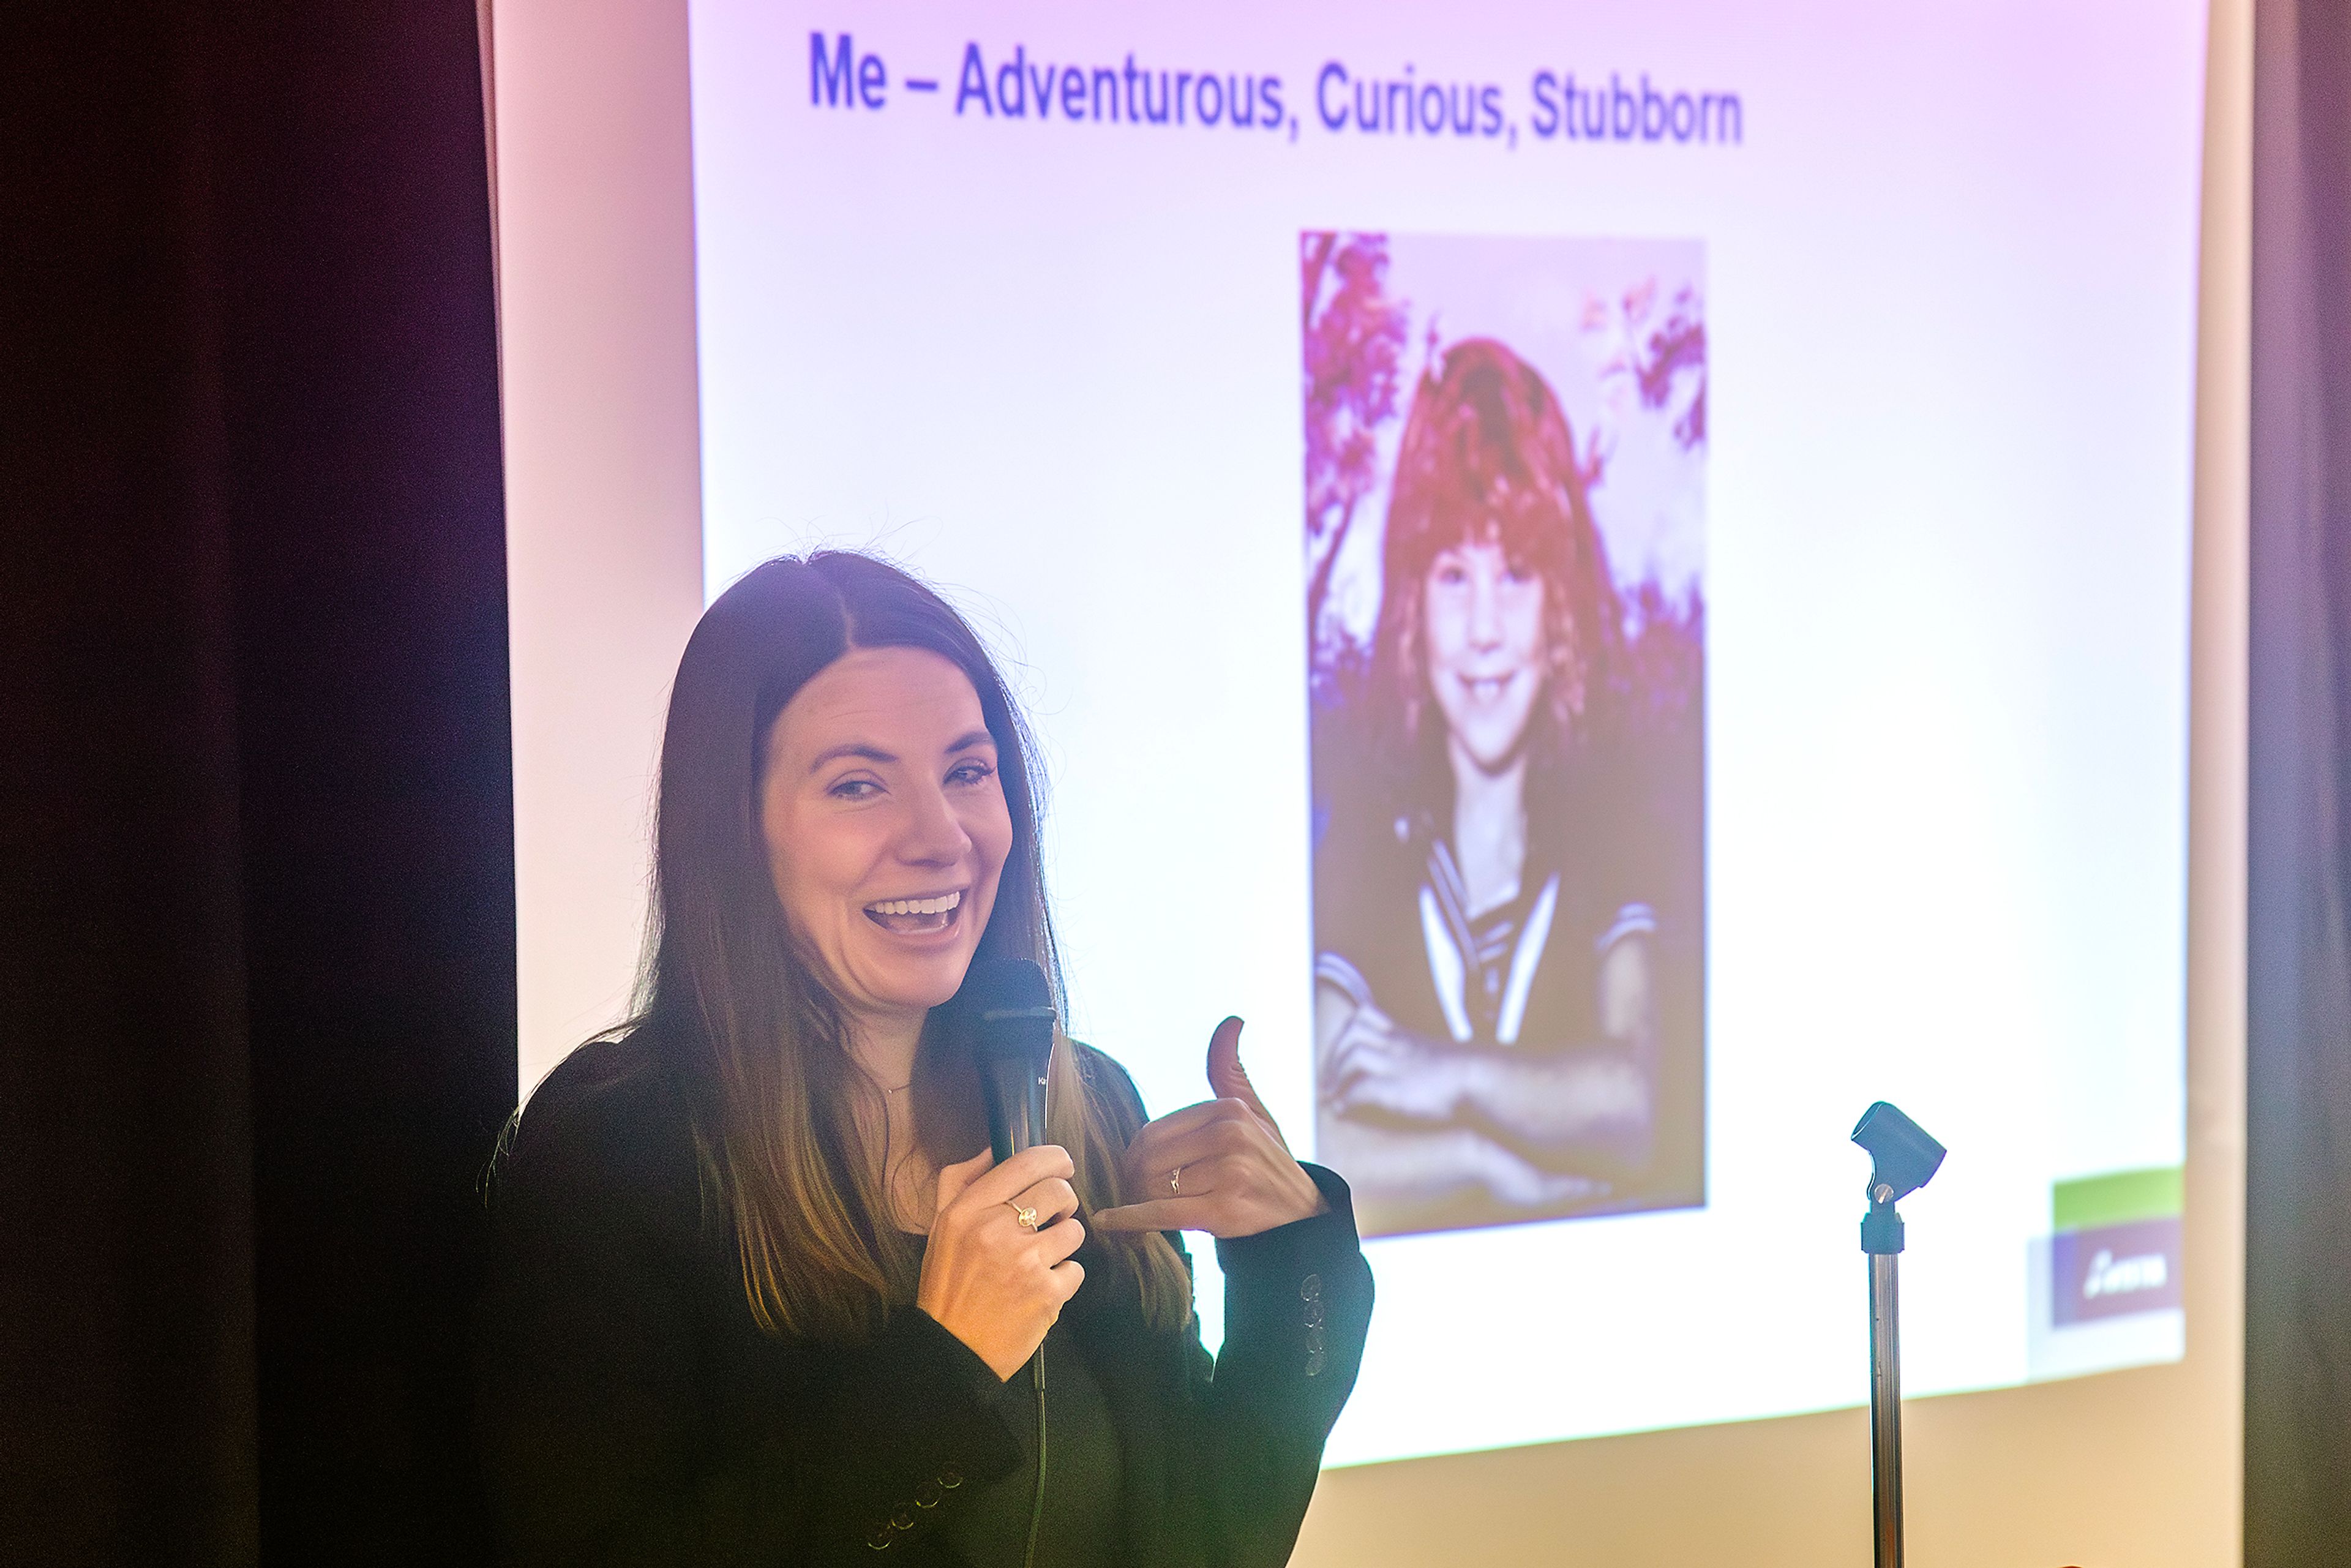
[636,551,1192,1338]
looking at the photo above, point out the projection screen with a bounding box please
[488,0,2249,1559]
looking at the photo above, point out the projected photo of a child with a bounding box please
[1305,232,1708,1237]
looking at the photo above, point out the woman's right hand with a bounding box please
[916,1144,1086,1381]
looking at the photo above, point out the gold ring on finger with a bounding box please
[1168,1165,1183,1197]
[1007,1201,1040,1230]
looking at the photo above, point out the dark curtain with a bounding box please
[2,4,514,1564]
[2248,0,2351,1562]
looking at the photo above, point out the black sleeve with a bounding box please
[1076,1046,1376,1568]
[1185,1166,1375,1567]
[473,1062,1022,1566]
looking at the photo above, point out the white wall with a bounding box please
[491,0,705,1088]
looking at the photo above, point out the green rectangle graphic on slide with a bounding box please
[2051,1167,2184,1232]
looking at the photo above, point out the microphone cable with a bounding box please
[1021,1345,1046,1568]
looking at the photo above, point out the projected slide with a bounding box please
[684,0,2207,1466]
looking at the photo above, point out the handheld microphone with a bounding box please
[962,956,1061,1568]
[964,958,1055,1162]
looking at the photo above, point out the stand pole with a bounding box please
[1868,1248,1902,1568]
[1850,1100,1941,1568]
[1860,1194,1906,1568]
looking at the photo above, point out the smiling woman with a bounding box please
[475,550,1373,1567]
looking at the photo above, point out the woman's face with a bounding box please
[1422,538,1548,772]
[760,646,1014,1037]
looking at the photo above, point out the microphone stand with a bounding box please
[1849,1100,1944,1568]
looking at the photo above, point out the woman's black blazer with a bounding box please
[474,1030,1375,1566]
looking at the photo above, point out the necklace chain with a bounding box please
[857,1064,915,1097]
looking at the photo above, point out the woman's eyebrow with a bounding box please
[806,742,894,774]
[806,732,991,774]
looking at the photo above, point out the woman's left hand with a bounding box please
[1091,1018,1329,1239]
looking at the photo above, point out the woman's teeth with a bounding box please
[1463,675,1513,700]
[864,890,962,934]
[868,891,960,916]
